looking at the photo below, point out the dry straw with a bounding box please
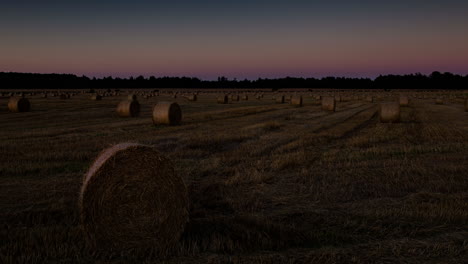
[8,97,30,112]
[117,100,140,117]
[322,96,336,111]
[276,95,285,104]
[290,95,303,107]
[153,102,182,125]
[186,94,197,101]
[91,94,102,101]
[380,102,400,123]
[80,143,189,252]
[217,95,228,104]
[399,96,409,106]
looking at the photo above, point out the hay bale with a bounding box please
[321,96,336,111]
[366,96,373,103]
[186,94,197,101]
[153,102,182,125]
[91,94,102,101]
[217,95,228,104]
[242,95,248,101]
[60,94,69,100]
[380,103,400,123]
[276,95,285,104]
[290,95,303,107]
[80,143,189,252]
[435,98,443,105]
[230,94,239,101]
[128,94,137,101]
[335,95,341,102]
[399,96,409,106]
[8,97,30,112]
[116,100,140,117]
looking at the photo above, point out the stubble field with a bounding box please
[1,90,467,263]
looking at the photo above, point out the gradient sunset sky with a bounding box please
[2,0,468,79]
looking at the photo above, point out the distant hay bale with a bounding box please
[230,94,239,101]
[116,100,140,117]
[399,96,409,106]
[128,94,137,101]
[276,95,285,104]
[290,95,303,106]
[79,143,189,252]
[335,95,341,102]
[60,94,69,100]
[8,97,30,112]
[242,95,248,101]
[91,94,102,101]
[42,93,48,98]
[380,103,400,123]
[366,96,373,103]
[321,96,336,111]
[152,102,182,125]
[435,98,443,105]
[186,94,197,101]
[217,95,228,104]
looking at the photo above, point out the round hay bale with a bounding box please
[91,94,102,101]
[399,96,409,106]
[152,102,182,125]
[217,95,228,104]
[435,98,443,105]
[186,94,197,101]
[366,96,373,103]
[276,95,285,104]
[80,143,189,252]
[380,103,400,123]
[321,96,336,111]
[242,95,248,101]
[116,100,140,117]
[290,95,303,107]
[8,97,30,112]
[128,94,137,101]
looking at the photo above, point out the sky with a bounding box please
[1,0,468,79]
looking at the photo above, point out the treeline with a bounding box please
[0,72,467,90]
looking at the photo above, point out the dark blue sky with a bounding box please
[2,0,468,79]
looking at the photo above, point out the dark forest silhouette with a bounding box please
[0,72,467,90]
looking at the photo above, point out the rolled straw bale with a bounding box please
[399,96,409,106]
[187,94,197,101]
[366,96,373,103]
[242,95,248,101]
[290,95,303,107]
[117,100,140,117]
[91,94,102,101]
[276,95,285,104]
[8,97,30,112]
[435,98,443,105]
[230,94,240,101]
[321,96,336,111]
[217,95,228,104]
[80,143,189,252]
[380,103,400,123]
[152,102,182,125]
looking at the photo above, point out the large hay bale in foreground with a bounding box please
[399,96,409,106]
[322,96,335,111]
[80,143,189,252]
[290,95,303,106]
[217,95,228,104]
[380,103,400,123]
[276,95,285,104]
[153,102,182,125]
[116,100,140,117]
[8,97,30,112]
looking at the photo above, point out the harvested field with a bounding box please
[0,90,467,263]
